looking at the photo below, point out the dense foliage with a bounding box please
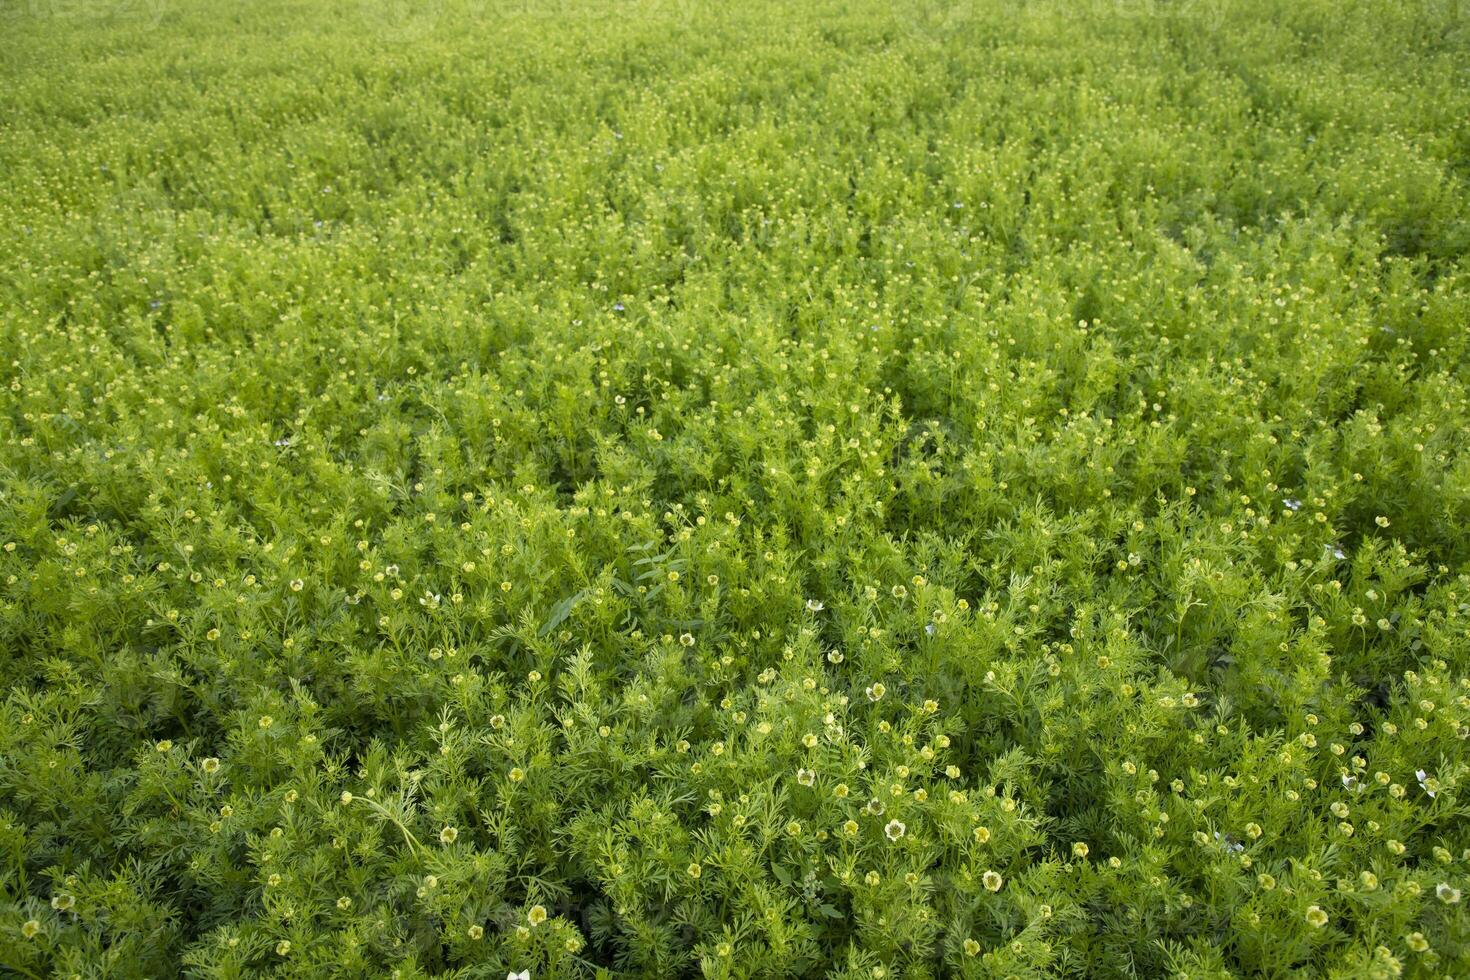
[3,0,1470,976]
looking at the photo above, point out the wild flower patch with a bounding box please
[1,0,1469,976]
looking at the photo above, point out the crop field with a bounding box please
[2,0,1470,976]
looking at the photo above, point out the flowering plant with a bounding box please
[2,0,1469,977]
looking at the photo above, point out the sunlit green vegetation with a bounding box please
[3,0,1469,976]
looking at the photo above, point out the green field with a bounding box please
[3,0,1470,976]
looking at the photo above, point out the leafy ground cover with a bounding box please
[2,0,1470,976]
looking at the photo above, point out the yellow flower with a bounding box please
[22,919,42,939]
[1305,905,1328,928]
[440,826,458,844]
[528,904,548,927]
[276,940,291,955]
[1072,842,1089,859]
[509,767,525,783]
[201,757,220,774]
[982,870,1003,892]
[468,924,484,940]
[688,863,702,879]
[963,938,980,956]
[974,826,991,844]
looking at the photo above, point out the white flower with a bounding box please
[1417,769,1437,798]
[805,598,824,612]
[885,819,906,841]
[1283,498,1301,511]
[508,972,531,980]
